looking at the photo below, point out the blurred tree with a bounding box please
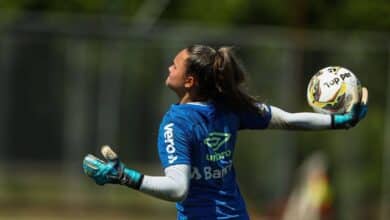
[0,0,388,30]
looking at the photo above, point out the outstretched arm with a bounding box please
[268,87,368,130]
[268,106,332,130]
[83,146,190,202]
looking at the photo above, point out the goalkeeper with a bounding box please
[83,45,367,220]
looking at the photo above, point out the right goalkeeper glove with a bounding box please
[83,146,144,189]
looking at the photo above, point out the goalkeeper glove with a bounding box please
[83,146,143,189]
[331,87,368,129]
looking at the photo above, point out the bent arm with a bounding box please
[139,164,190,202]
[268,106,332,130]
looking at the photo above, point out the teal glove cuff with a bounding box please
[331,104,368,129]
[122,167,144,189]
[331,112,353,129]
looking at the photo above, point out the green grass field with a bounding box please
[0,166,176,220]
[0,165,265,220]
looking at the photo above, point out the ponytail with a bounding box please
[185,44,260,113]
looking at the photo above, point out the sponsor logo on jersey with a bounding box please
[164,123,177,164]
[191,164,233,180]
[204,132,231,162]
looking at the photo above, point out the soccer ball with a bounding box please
[307,66,362,114]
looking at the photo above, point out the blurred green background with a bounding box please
[0,0,389,219]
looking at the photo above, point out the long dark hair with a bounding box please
[185,44,260,113]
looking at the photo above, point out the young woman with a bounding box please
[83,45,368,220]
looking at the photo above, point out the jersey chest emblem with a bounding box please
[203,132,231,151]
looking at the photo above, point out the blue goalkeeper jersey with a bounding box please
[157,102,272,220]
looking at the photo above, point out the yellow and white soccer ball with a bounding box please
[307,66,362,114]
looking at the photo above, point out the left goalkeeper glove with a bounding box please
[331,87,368,129]
[82,146,144,189]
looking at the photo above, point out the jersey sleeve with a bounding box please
[157,114,192,168]
[238,103,272,129]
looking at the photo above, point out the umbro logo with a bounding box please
[203,132,231,151]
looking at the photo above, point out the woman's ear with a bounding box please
[184,75,195,89]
